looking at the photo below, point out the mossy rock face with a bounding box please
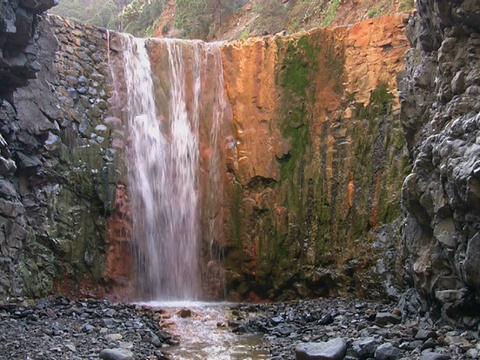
[223,29,408,301]
[0,17,120,301]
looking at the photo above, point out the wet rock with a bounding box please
[318,314,334,325]
[399,0,480,323]
[0,0,56,93]
[415,329,438,340]
[295,338,347,360]
[176,308,192,318]
[0,157,17,175]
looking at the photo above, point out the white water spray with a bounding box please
[121,36,230,301]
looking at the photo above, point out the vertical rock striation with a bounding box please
[221,14,410,300]
[399,0,480,325]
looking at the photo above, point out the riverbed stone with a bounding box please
[99,348,134,360]
[375,312,401,326]
[352,337,379,359]
[374,342,401,360]
[295,338,347,360]
[418,353,450,360]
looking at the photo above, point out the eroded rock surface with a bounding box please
[221,14,410,301]
[398,0,480,325]
[0,14,123,300]
[0,0,57,96]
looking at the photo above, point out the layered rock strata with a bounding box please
[399,0,480,325]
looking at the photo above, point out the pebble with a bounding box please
[374,342,401,360]
[0,297,178,359]
[229,297,479,359]
[418,353,450,360]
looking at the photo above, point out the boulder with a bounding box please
[295,338,347,360]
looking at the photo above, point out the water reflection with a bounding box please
[137,302,269,360]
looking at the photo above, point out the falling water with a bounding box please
[121,35,230,301]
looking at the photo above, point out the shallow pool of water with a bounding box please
[137,301,270,360]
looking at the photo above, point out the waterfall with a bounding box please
[120,35,230,301]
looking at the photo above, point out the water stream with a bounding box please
[138,302,270,360]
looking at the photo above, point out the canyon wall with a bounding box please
[1,1,479,327]
[399,0,480,325]
[0,0,57,97]
[221,14,410,300]
[0,9,412,302]
[0,9,122,299]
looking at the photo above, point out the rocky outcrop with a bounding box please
[0,0,57,97]
[221,14,410,301]
[399,0,480,326]
[0,13,122,300]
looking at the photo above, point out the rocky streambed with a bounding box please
[231,295,480,360]
[1,296,479,360]
[0,297,176,360]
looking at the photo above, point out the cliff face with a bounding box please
[0,0,57,97]
[221,14,410,300]
[0,12,122,299]
[399,0,480,325]
[0,9,413,302]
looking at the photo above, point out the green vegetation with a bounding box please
[366,6,383,19]
[174,0,245,39]
[50,0,166,36]
[239,28,250,39]
[278,36,322,245]
[357,84,395,118]
[120,0,166,36]
[50,0,131,29]
[320,0,340,27]
[251,0,291,36]
[281,36,317,97]
[399,0,415,11]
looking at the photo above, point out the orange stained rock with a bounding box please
[104,184,134,299]
[343,13,409,107]
[221,14,409,188]
[347,173,355,209]
[221,37,284,185]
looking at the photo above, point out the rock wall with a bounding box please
[0,12,122,300]
[221,14,411,301]
[1,6,443,306]
[399,0,480,325]
[0,0,57,97]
